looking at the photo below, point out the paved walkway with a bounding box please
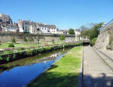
[83,46,113,87]
[100,49,113,59]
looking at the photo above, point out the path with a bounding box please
[83,46,113,87]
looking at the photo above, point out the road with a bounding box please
[83,46,113,87]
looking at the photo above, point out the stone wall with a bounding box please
[0,32,75,43]
[95,26,113,50]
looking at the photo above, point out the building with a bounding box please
[0,13,13,32]
[74,29,81,41]
[18,20,60,34]
[0,13,71,35]
[5,23,19,32]
[36,23,58,34]
[0,13,12,24]
[0,13,18,32]
[18,20,31,33]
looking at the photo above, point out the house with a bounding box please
[37,23,49,34]
[36,23,58,34]
[5,23,19,32]
[18,19,31,33]
[74,29,81,41]
[46,25,58,34]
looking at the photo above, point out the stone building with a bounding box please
[0,13,18,32]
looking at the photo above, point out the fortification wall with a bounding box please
[95,26,113,50]
[0,32,75,43]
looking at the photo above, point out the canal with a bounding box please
[0,48,71,87]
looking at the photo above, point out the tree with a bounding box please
[80,22,103,40]
[89,23,103,40]
[60,35,65,41]
[68,28,75,34]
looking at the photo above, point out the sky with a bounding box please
[0,0,113,29]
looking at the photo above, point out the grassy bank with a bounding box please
[27,46,82,87]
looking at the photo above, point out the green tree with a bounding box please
[89,23,103,40]
[68,28,75,34]
[80,22,103,40]
[60,35,65,41]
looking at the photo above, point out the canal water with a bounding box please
[0,48,71,87]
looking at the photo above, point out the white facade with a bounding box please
[18,20,69,35]
[36,23,58,34]
[18,20,31,33]
[74,30,81,41]
[74,30,81,37]
[5,25,18,32]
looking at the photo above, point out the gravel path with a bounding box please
[83,46,113,87]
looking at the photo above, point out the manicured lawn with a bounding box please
[27,46,82,87]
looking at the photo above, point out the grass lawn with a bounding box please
[27,46,82,87]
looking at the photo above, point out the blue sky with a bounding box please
[0,0,113,29]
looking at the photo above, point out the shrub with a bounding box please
[29,37,34,41]
[52,39,55,44]
[59,35,65,41]
[26,50,33,55]
[11,37,16,43]
[0,56,3,60]
[24,37,28,42]
[8,43,15,47]
[6,56,10,61]
[0,41,1,45]
[90,38,97,46]
[45,47,51,51]
[13,53,16,59]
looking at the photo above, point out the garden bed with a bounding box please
[0,43,82,64]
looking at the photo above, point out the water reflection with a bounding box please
[0,48,71,87]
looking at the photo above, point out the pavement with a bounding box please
[83,46,113,87]
[100,49,113,59]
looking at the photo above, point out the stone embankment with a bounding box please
[0,32,75,43]
[95,20,113,50]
